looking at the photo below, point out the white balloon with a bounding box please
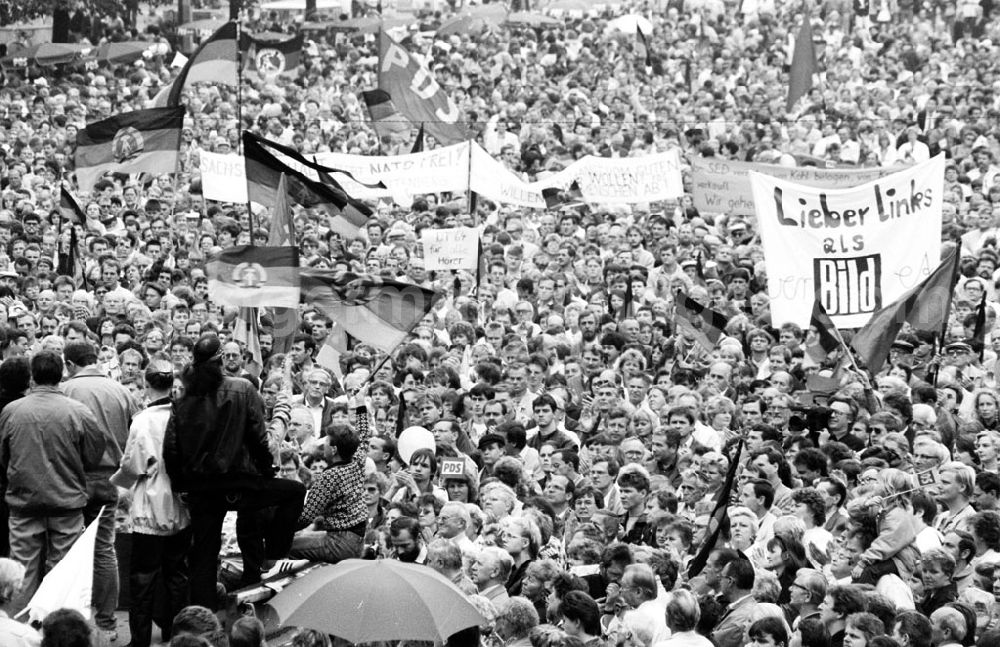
[397,426,436,465]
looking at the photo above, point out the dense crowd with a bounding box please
[2,0,1000,646]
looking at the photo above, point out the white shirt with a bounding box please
[654,632,713,647]
[0,612,40,647]
[618,599,670,647]
[915,525,944,554]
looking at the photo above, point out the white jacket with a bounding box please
[111,402,190,536]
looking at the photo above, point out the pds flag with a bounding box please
[378,30,469,145]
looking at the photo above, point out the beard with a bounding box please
[395,544,422,563]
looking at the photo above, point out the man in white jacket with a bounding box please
[111,358,191,647]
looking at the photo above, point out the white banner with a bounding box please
[315,143,469,204]
[750,155,945,329]
[422,227,479,270]
[199,151,247,203]
[470,144,547,209]
[315,144,683,208]
[560,149,684,203]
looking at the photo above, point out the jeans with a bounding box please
[289,529,364,563]
[8,512,84,615]
[84,500,119,630]
[855,558,899,585]
[186,478,305,610]
[128,529,191,647]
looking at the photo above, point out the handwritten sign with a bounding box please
[199,151,247,203]
[422,227,479,270]
[691,158,906,215]
[750,156,944,328]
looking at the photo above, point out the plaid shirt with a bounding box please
[298,406,371,531]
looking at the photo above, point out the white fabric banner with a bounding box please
[315,144,683,207]
[199,151,248,203]
[750,155,945,329]
[315,143,469,204]
[557,149,684,203]
[469,144,547,208]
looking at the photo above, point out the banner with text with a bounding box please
[750,155,945,329]
[565,149,683,203]
[691,158,906,215]
[315,143,468,204]
[315,145,683,207]
[199,151,248,203]
[422,227,479,270]
[470,144,548,208]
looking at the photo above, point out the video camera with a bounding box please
[788,405,832,433]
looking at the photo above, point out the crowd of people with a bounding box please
[1,0,1000,646]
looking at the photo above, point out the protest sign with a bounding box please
[750,155,945,329]
[422,227,479,270]
[691,158,905,215]
[199,151,247,203]
[469,144,547,209]
[316,145,682,207]
[567,149,683,203]
[315,142,469,203]
[439,458,465,477]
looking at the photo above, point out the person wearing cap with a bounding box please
[164,334,306,609]
[941,340,987,392]
[110,357,190,647]
[61,340,140,640]
[888,339,917,368]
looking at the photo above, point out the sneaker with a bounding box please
[262,559,309,579]
[100,628,118,643]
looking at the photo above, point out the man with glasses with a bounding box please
[293,367,336,435]
[788,568,827,629]
[711,559,759,647]
[220,341,257,388]
[823,397,865,451]
[613,564,668,647]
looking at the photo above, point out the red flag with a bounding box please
[688,437,744,578]
[850,247,961,372]
[786,16,817,112]
[806,299,845,364]
[361,89,410,141]
[269,172,299,357]
[378,30,470,145]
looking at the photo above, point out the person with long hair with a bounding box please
[163,334,306,610]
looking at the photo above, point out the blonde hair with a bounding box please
[0,558,25,604]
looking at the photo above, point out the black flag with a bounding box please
[410,123,425,154]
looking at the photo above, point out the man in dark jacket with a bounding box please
[0,351,106,613]
[164,334,305,609]
[62,340,140,639]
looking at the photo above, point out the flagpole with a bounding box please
[233,17,262,375]
[466,138,475,226]
[234,18,255,238]
[360,301,442,388]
